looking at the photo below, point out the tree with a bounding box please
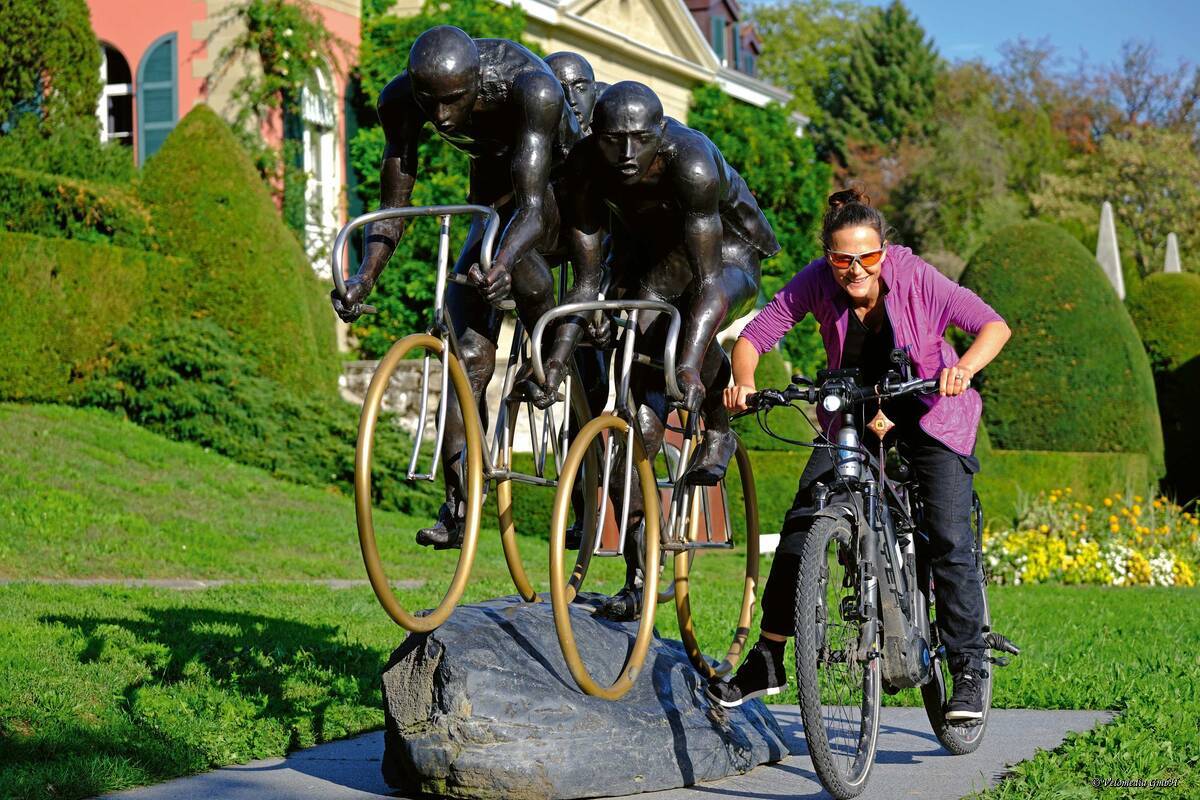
[0,0,100,131]
[818,0,942,165]
[747,0,862,125]
[688,85,831,378]
[1032,126,1200,277]
[347,0,529,357]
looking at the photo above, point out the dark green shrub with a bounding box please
[732,349,813,451]
[137,105,339,398]
[0,232,185,402]
[1,0,100,131]
[1126,273,1200,502]
[0,115,134,184]
[77,318,438,515]
[960,221,1163,475]
[0,168,154,248]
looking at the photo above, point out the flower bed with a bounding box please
[984,488,1198,587]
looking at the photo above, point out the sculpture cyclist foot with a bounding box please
[684,427,739,487]
[416,502,466,550]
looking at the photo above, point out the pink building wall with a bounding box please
[86,0,360,224]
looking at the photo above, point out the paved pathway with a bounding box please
[101,705,1113,800]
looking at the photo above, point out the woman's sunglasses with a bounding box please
[826,245,886,270]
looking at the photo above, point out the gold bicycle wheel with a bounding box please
[497,364,599,602]
[673,437,760,680]
[355,333,484,632]
[549,413,661,700]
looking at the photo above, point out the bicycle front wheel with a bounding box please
[549,413,660,700]
[355,333,484,633]
[795,514,880,799]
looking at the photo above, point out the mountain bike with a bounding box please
[332,205,601,632]
[742,355,1020,798]
[533,300,761,700]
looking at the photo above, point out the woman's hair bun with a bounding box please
[827,186,870,210]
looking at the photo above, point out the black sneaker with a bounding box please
[415,503,465,550]
[705,640,787,708]
[945,659,988,725]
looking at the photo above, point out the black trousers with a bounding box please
[759,423,987,669]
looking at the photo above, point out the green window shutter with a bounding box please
[710,16,726,62]
[732,23,741,71]
[137,33,177,165]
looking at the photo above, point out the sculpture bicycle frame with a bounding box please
[333,205,599,632]
[532,301,761,700]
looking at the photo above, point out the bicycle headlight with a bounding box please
[822,393,843,413]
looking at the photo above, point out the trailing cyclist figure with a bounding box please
[710,188,1012,725]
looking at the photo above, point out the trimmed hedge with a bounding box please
[1126,273,1200,502]
[960,221,1163,475]
[137,105,339,398]
[77,318,437,515]
[0,167,154,249]
[0,232,185,402]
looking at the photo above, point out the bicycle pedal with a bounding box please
[987,655,1010,667]
[985,631,1021,655]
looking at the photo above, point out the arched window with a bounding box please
[137,33,177,164]
[97,44,133,146]
[300,66,339,275]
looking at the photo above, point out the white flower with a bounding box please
[283,27,294,37]
[282,49,291,60]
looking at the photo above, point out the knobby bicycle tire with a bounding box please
[795,514,881,799]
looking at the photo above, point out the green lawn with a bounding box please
[0,403,1196,799]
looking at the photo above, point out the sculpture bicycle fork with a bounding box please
[332,205,599,633]
[532,301,761,699]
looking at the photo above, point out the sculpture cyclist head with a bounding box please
[545,51,601,133]
[591,81,666,184]
[408,25,481,135]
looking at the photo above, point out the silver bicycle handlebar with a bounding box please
[330,204,502,301]
[530,299,684,401]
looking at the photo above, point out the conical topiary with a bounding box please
[960,220,1163,476]
[1126,272,1200,502]
[138,105,338,397]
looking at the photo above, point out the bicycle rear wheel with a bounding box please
[355,333,484,633]
[673,438,760,680]
[795,514,880,799]
[496,361,598,602]
[920,492,993,753]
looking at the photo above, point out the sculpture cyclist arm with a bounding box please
[472,69,564,305]
[331,75,424,323]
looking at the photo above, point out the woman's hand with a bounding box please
[724,383,756,412]
[938,364,975,397]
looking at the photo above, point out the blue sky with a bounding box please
[861,0,1199,70]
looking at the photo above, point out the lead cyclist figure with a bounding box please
[709,187,1012,725]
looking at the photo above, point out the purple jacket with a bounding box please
[740,245,1005,456]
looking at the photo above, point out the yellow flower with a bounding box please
[1110,523,1121,533]
[1134,495,1143,503]
[1103,498,1113,507]
[1133,505,1142,516]
[1086,505,1094,513]
[1109,515,1119,524]
[1039,524,1050,533]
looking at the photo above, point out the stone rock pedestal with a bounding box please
[381,594,788,800]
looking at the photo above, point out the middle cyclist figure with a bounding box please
[520,81,779,620]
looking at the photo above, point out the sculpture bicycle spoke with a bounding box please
[536,300,760,698]
[333,205,599,630]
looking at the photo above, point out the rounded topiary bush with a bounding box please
[137,105,339,398]
[1126,272,1200,502]
[960,221,1163,475]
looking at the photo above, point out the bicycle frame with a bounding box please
[531,300,733,557]
[332,205,585,492]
